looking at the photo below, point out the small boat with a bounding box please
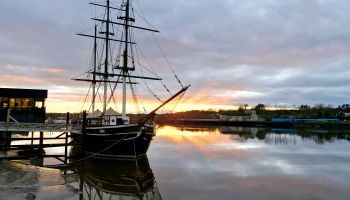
[71,0,189,158]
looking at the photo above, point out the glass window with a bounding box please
[35,101,43,108]
[2,98,8,108]
[9,98,15,108]
[15,98,21,109]
[22,98,32,109]
[25,98,34,110]
[22,98,27,109]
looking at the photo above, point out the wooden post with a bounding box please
[39,131,44,154]
[5,132,11,150]
[66,112,70,125]
[65,112,69,163]
[30,131,34,154]
[82,110,87,156]
[64,132,68,164]
[6,108,10,123]
[79,176,84,200]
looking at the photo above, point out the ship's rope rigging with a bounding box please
[75,0,188,114]
[131,0,188,112]
[134,43,172,97]
[107,70,122,104]
[129,75,141,113]
[134,0,184,88]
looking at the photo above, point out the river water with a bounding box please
[1,125,350,200]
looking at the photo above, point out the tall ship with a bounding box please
[71,0,189,158]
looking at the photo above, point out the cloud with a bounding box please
[0,64,70,86]
[1,0,350,112]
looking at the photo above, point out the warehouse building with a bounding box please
[0,88,47,123]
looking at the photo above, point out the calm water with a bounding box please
[1,125,350,200]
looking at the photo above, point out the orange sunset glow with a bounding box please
[2,1,350,200]
[44,93,236,113]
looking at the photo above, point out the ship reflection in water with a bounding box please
[0,156,161,200]
[70,156,162,200]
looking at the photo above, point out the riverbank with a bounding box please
[157,118,350,129]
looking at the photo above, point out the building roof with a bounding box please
[0,88,47,98]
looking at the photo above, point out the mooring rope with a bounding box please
[69,134,129,165]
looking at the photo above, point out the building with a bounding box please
[0,88,48,123]
[215,110,263,122]
[218,114,249,122]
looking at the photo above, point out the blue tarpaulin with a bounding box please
[271,118,339,122]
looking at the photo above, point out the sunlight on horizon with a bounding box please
[45,98,237,113]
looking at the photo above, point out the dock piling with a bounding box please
[39,131,44,154]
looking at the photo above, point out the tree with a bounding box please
[254,103,266,114]
[238,106,244,113]
[340,104,350,112]
[244,104,249,110]
[299,105,310,111]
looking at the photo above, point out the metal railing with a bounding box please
[0,122,81,132]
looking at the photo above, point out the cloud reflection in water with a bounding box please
[148,126,350,200]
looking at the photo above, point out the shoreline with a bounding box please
[157,119,350,129]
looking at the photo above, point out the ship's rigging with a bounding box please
[72,0,188,118]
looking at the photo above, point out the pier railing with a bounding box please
[0,122,81,132]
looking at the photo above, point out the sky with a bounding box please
[1,0,350,113]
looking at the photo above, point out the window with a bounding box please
[27,98,34,109]
[22,98,27,109]
[15,98,21,109]
[9,98,15,108]
[35,101,43,108]
[2,97,8,108]
[21,98,33,109]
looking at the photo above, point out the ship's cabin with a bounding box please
[86,108,129,126]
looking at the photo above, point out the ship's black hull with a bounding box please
[71,124,154,159]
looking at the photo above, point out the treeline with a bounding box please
[47,103,350,122]
[156,103,350,121]
[253,103,350,120]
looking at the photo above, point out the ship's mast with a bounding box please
[92,25,97,113]
[74,0,168,118]
[103,0,111,115]
[122,0,130,119]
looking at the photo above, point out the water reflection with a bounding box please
[161,125,350,144]
[148,125,350,200]
[1,126,350,199]
[221,126,350,144]
[0,132,162,199]
[68,156,162,200]
[0,156,161,200]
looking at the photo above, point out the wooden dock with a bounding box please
[0,123,80,164]
[0,112,88,168]
[0,122,81,132]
